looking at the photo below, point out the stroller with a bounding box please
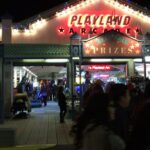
[11,93,31,116]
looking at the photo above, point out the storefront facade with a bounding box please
[0,0,150,122]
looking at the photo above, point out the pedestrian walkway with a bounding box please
[0,101,73,146]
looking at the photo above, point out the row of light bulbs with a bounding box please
[0,0,150,37]
[104,0,150,23]
[12,18,48,36]
[55,0,150,25]
[56,0,99,17]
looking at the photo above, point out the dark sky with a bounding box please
[0,0,149,22]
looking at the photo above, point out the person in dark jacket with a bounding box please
[108,84,131,144]
[126,81,150,150]
[57,86,67,123]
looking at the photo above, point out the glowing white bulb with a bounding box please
[12,29,20,36]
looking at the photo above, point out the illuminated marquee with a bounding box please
[83,30,142,57]
[57,11,142,38]
[68,14,131,27]
[88,65,111,70]
[57,13,140,37]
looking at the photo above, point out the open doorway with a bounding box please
[12,65,67,116]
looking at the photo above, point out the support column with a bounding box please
[128,59,135,77]
[3,61,13,118]
[143,58,146,79]
[2,17,12,44]
[70,60,75,112]
[0,58,4,123]
[67,62,71,90]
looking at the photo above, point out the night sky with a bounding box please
[0,0,149,22]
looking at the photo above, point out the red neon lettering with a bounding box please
[92,28,97,34]
[78,16,82,25]
[107,16,113,25]
[126,28,131,34]
[81,28,86,34]
[69,15,131,27]
[88,65,111,70]
[99,16,104,25]
[69,28,75,34]
[84,16,91,25]
[71,16,77,25]
[123,16,130,25]
[93,16,99,25]
[115,16,122,25]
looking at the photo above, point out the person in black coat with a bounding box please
[57,86,67,123]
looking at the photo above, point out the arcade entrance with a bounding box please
[12,64,68,116]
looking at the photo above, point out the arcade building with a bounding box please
[0,0,150,122]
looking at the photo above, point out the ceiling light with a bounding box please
[145,56,150,62]
[45,59,69,63]
[133,58,142,62]
[90,59,112,62]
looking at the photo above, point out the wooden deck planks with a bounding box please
[47,113,57,144]
[0,103,73,146]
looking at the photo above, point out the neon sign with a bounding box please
[57,11,144,39]
[57,12,141,38]
[68,15,131,27]
[88,65,111,70]
[83,30,142,57]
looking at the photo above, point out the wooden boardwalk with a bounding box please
[0,101,73,146]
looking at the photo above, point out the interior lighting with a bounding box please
[133,58,142,62]
[76,77,85,84]
[45,59,69,63]
[145,56,150,62]
[22,59,45,62]
[72,57,80,60]
[90,59,112,62]
[22,66,38,77]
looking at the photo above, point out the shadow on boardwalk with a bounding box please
[39,144,73,150]
[0,101,73,146]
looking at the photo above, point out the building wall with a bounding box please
[11,0,150,44]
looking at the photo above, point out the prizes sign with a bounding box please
[83,30,142,57]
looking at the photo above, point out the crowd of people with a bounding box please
[15,77,68,122]
[70,79,150,150]
[15,75,150,150]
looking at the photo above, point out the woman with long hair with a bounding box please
[70,86,125,150]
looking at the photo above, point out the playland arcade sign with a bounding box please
[58,14,133,35]
[68,14,131,27]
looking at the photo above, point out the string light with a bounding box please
[1,0,150,37]
[55,0,150,25]
[56,0,99,18]
[104,0,150,24]
[11,18,47,36]
[12,29,20,36]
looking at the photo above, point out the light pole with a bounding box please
[70,32,82,118]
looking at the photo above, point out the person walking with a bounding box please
[70,85,125,150]
[108,84,131,144]
[57,86,67,123]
